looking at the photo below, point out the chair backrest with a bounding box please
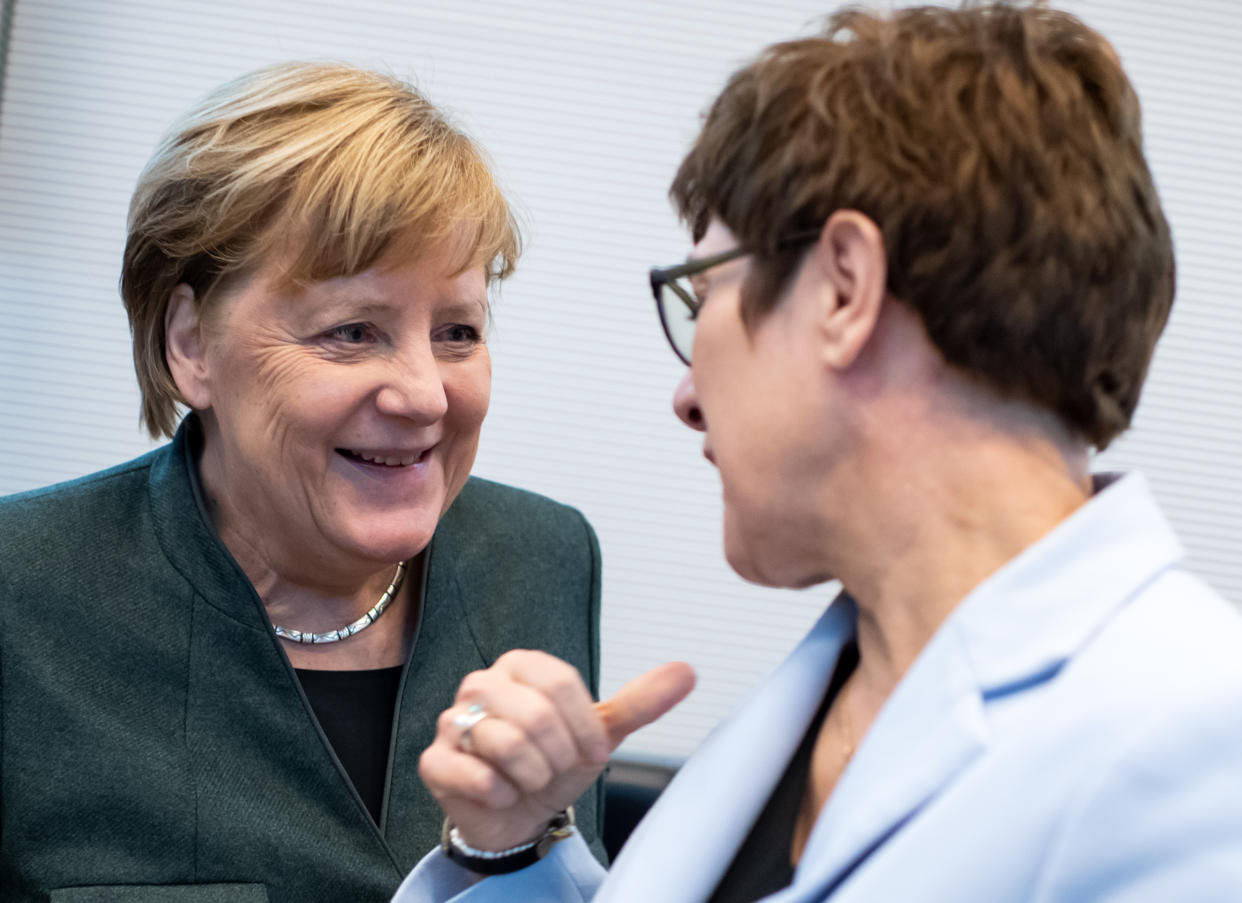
[603,757,679,862]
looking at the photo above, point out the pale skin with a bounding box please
[165,233,493,670]
[421,211,1091,862]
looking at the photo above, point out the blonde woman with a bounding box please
[0,63,603,901]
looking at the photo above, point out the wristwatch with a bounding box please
[441,807,576,875]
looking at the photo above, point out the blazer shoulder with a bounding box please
[1030,651,1242,900]
[454,475,587,519]
[446,476,597,551]
[433,476,602,678]
[1077,568,1242,703]
[0,449,165,553]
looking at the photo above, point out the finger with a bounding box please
[419,741,521,810]
[496,649,610,763]
[595,661,696,750]
[458,715,556,794]
[452,678,582,774]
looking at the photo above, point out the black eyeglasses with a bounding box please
[649,229,821,365]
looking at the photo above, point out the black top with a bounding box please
[296,665,405,824]
[707,642,860,903]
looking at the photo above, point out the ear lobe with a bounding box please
[164,283,213,410]
[812,210,888,371]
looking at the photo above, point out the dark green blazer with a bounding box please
[0,422,603,902]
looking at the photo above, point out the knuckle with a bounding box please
[547,668,585,702]
[495,648,537,669]
[457,670,490,699]
[493,735,528,768]
[422,772,450,803]
[418,747,448,787]
[523,704,558,740]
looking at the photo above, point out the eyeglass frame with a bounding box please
[649,228,822,365]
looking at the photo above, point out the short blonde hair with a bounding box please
[122,62,521,438]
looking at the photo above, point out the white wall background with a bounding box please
[1,0,1239,762]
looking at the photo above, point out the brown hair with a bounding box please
[670,2,1174,449]
[123,62,520,438]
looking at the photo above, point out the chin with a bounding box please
[335,512,439,566]
[723,527,833,590]
[723,533,782,588]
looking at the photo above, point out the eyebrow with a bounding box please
[438,298,489,320]
[311,295,487,318]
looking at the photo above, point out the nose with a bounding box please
[673,369,706,432]
[375,346,449,424]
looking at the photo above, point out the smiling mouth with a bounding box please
[337,448,432,467]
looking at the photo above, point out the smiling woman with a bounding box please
[164,239,494,650]
[0,63,605,902]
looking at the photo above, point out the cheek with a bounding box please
[246,350,344,437]
[688,305,741,409]
[213,350,365,476]
[213,339,307,414]
[444,355,492,444]
[437,358,491,511]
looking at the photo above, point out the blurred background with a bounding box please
[1,0,1239,766]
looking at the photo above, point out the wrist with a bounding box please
[441,808,576,875]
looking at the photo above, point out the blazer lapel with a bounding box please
[595,597,858,903]
[781,622,989,900]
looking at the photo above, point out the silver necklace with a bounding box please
[273,560,407,644]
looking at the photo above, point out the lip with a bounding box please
[703,445,717,466]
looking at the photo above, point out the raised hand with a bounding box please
[419,650,696,852]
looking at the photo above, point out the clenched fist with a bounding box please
[420,650,696,852]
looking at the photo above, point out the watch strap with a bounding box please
[441,807,576,875]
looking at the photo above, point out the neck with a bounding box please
[834,388,1091,700]
[193,424,417,668]
[255,559,406,633]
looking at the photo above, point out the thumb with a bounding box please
[595,661,696,750]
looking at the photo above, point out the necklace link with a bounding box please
[273,560,407,644]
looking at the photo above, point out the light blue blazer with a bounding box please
[395,473,1242,902]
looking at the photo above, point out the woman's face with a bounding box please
[672,220,845,588]
[183,237,490,581]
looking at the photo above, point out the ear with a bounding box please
[164,283,213,410]
[809,210,888,371]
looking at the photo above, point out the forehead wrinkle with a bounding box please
[440,295,488,318]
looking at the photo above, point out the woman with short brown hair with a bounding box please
[401,6,1242,901]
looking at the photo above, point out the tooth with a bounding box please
[350,450,420,466]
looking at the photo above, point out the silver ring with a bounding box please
[453,703,489,754]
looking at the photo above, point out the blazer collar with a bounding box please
[146,415,272,630]
[595,598,858,903]
[950,472,1183,695]
[786,472,1184,899]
